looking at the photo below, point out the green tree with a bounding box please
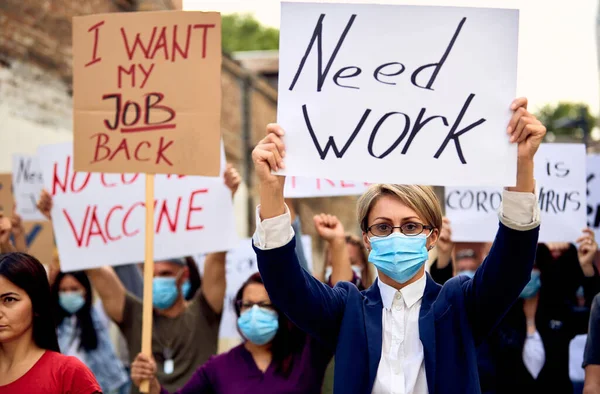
[535,102,597,142]
[221,13,279,53]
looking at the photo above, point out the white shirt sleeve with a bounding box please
[252,204,295,250]
[498,187,541,231]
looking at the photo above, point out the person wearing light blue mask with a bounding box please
[130,273,333,394]
[51,271,130,394]
[251,104,545,394]
[151,258,192,309]
[44,163,241,394]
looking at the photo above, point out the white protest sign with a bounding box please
[276,3,519,187]
[38,142,237,272]
[11,155,46,221]
[284,176,370,198]
[195,236,313,352]
[588,154,600,234]
[445,143,587,243]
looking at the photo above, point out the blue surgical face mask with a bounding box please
[368,233,429,284]
[459,270,476,279]
[59,291,86,314]
[153,277,180,309]
[237,305,279,345]
[520,270,541,299]
[181,280,192,299]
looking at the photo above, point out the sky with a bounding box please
[185,0,600,118]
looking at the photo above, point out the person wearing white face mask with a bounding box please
[51,271,130,394]
[251,97,546,394]
[130,273,332,394]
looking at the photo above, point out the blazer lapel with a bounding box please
[419,273,440,393]
[363,279,383,390]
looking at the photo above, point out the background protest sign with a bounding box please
[588,154,600,234]
[12,155,46,221]
[0,173,54,265]
[284,175,370,198]
[21,222,54,266]
[0,174,13,215]
[445,143,587,243]
[72,11,222,176]
[276,3,519,187]
[195,237,313,353]
[38,142,237,272]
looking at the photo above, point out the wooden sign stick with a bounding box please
[140,173,155,393]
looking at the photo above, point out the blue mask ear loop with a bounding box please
[425,226,436,251]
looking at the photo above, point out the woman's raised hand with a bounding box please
[252,124,288,219]
[252,124,287,188]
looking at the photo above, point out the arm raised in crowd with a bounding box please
[577,229,599,279]
[251,124,347,345]
[86,266,127,323]
[463,98,544,344]
[201,163,242,314]
[314,213,353,285]
[10,210,27,253]
[0,213,16,253]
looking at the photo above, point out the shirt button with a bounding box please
[394,305,401,311]
[395,293,402,300]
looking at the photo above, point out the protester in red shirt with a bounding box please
[0,252,101,394]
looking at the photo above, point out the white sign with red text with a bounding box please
[284,176,371,198]
[38,142,237,272]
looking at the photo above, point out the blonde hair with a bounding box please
[357,184,442,234]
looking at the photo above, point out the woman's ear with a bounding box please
[427,228,440,250]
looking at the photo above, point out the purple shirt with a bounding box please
[160,337,332,394]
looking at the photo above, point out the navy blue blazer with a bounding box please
[255,223,539,394]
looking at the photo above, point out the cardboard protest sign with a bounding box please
[72,11,222,176]
[445,143,587,243]
[38,142,237,272]
[20,221,54,266]
[284,176,371,198]
[202,237,313,353]
[0,174,13,215]
[0,173,54,263]
[12,155,46,221]
[588,154,600,234]
[276,3,519,187]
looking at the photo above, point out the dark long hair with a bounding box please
[234,273,305,378]
[0,253,60,352]
[51,271,98,351]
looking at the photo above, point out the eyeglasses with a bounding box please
[367,222,434,237]
[236,301,275,311]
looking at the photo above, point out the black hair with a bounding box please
[51,271,98,351]
[234,272,305,378]
[0,253,60,352]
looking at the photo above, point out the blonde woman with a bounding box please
[251,98,546,394]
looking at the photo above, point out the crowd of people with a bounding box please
[0,96,599,394]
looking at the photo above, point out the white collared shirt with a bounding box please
[252,189,540,394]
[371,275,428,394]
